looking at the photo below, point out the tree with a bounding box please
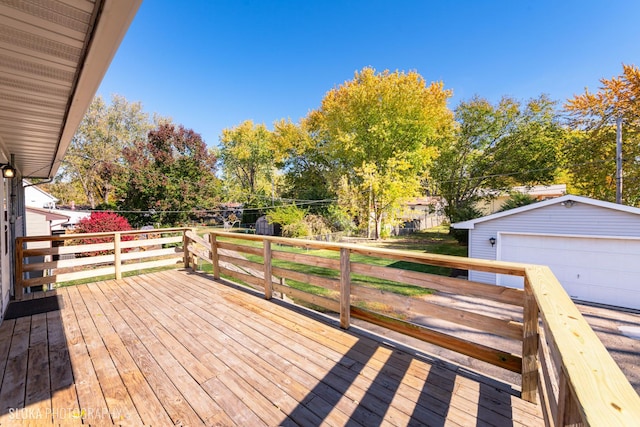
[564,64,640,205]
[498,193,537,212]
[307,67,454,238]
[218,120,279,204]
[61,95,152,208]
[431,95,562,224]
[121,123,220,226]
[272,119,335,210]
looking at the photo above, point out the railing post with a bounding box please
[183,229,190,269]
[15,237,24,300]
[263,240,272,300]
[522,274,539,403]
[114,233,122,280]
[340,248,351,329]
[210,233,220,279]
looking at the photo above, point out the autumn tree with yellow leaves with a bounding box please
[306,67,454,238]
[564,64,640,205]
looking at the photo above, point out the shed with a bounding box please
[452,195,640,310]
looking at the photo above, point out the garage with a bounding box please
[452,195,640,311]
[497,233,640,309]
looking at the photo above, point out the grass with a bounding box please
[197,225,467,301]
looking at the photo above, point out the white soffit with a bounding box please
[0,0,141,178]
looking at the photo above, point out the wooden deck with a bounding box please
[0,270,543,426]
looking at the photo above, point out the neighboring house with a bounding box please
[452,195,640,310]
[24,207,70,287]
[26,207,69,238]
[394,196,444,234]
[24,180,58,209]
[476,184,567,215]
[48,209,91,232]
[23,180,91,232]
[0,1,141,321]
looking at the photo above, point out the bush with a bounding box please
[267,205,307,238]
[71,211,134,256]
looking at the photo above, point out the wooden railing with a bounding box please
[14,228,640,426]
[183,230,640,427]
[16,227,189,298]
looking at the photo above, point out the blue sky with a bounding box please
[97,0,640,147]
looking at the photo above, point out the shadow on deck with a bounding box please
[0,269,542,425]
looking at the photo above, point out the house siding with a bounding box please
[468,202,640,284]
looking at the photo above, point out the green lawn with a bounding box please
[198,225,467,300]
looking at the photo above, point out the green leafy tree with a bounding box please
[431,95,562,224]
[307,67,454,238]
[498,193,537,212]
[218,120,279,204]
[272,119,335,210]
[61,95,152,208]
[121,123,220,226]
[564,64,640,205]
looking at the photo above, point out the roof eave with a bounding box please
[451,195,640,229]
[47,0,141,178]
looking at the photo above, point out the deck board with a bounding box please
[0,269,544,425]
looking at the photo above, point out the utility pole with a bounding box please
[616,117,623,204]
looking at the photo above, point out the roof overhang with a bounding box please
[452,195,640,230]
[26,206,69,221]
[0,0,141,178]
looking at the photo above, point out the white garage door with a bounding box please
[497,233,640,310]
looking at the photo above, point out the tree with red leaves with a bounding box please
[121,122,220,226]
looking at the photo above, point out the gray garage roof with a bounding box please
[452,195,640,230]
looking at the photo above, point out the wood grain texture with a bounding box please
[526,265,640,426]
[0,270,544,426]
[521,277,539,404]
[350,261,524,306]
[351,284,523,341]
[209,230,531,275]
[351,306,523,373]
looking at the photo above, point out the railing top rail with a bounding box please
[209,230,530,276]
[525,265,640,426]
[17,227,191,243]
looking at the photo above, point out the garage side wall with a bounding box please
[468,202,640,284]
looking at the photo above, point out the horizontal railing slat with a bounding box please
[273,281,340,312]
[350,262,524,307]
[350,284,523,341]
[18,227,188,242]
[271,266,340,292]
[119,257,183,273]
[120,235,183,248]
[218,254,264,273]
[219,264,264,289]
[216,241,263,256]
[271,250,341,270]
[208,230,530,276]
[351,306,522,373]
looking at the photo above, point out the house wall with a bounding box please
[24,184,57,208]
[468,202,640,284]
[0,178,8,320]
[26,211,52,248]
